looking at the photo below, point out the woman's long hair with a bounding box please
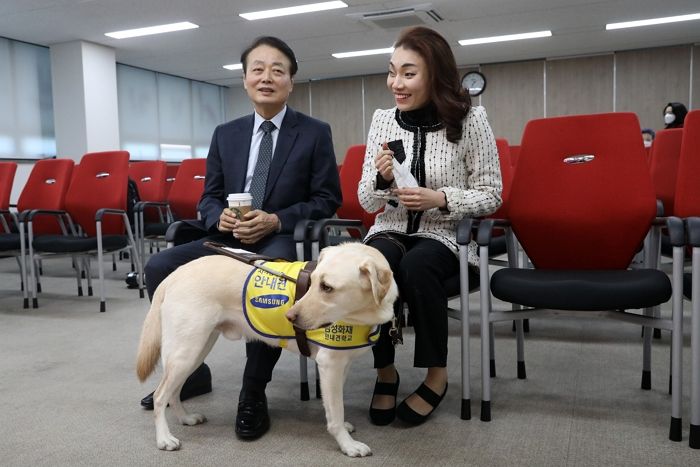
[394,27,471,143]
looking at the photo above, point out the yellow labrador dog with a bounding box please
[136,242,397,457]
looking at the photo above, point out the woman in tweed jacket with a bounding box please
[359,26,502,426]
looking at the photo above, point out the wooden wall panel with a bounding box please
[615,45,691,130]
[310,77,364,162]
[287,81,310,115]
[480,60,544,144]
[362,73,395,140]
[546,54,613,117]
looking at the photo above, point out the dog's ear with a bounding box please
[359,259,393,305]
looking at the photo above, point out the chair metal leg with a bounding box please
[691,246,700,448]
[458,243,471,420]
[299,355,310,401]
[73,254,83,296]
[515,319,526,379]
[28,221,39,308]
[18,221,28,308]
[479,246,492,421]
[489,323,496,378]
[97,221,106,312]
[669,245,684,441]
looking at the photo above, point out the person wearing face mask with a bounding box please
[663,102,688,129]
[358,26,502,426]
[642,128,655,148]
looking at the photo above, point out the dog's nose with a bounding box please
[285,309,297,322]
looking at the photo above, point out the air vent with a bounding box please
[347,3,443,30]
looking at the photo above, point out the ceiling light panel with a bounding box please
[606,12,700,30]
[459,30,552,46]
[105,21,198,39]
[332,47,394,58]
[240,1,347,21]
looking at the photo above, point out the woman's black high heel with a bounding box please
[369,372,400,425]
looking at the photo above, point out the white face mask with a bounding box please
[664,113,676,125]
[643,140,652,148]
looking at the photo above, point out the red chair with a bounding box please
[0,162,18,231]
[0,161,19,297]
[649,128,684,216]
[129,161,167,205]
[11,159,75,307]
[163,163,180,199]
[476,113,684,442]
[135,158,206,268]
[673,109,700,448]
[29,151,144,311]
[168,159,207,220]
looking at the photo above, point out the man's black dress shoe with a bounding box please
[140,363,212,410]
[235,392,270,440]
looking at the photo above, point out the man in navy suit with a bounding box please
[139,36,342,441]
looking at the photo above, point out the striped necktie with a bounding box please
[250,120,276,209]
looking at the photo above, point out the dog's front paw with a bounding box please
[343,421,355,433]
[156,433,181,451]
[340,440,372,457]
[179,413,207,426]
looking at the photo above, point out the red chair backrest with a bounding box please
[0,162,18,211]
[508,145,520,168]
[674,110,700,218]
[510,113,655,270]
[65,151,130,236]
[168,158,206,220]
[491,138,513,219]
[129,161,167,202]
[649,128,683,216]
[337,145,379,235]
[163,163,179,199]
[17,159,74,235]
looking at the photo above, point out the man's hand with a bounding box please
[392,187,446,211]
[217,208,238,233]
[231,210,280,244]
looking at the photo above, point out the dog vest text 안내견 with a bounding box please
[242,261,380,350]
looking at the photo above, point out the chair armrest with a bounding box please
[310,218,365,244]
[95,208,127,221]
[164,220,208,245]
[664,216,684,247]
[476,218,511,246]
[687,217,700,247]
[294,219,315,243]
[456,217,476,245]
[134,200,169,213]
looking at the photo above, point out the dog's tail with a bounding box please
[136,283,165,382]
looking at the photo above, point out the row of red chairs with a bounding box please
[0,154,207,312]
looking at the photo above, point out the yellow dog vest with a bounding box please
[243,261,380,350]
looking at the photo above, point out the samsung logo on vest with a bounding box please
[251,294,289,308]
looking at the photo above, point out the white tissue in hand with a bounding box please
[393,161,418,188]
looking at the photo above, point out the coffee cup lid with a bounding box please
[227,193,252,201]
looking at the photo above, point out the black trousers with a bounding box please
[367,234,476,369]
[144,232,297,392]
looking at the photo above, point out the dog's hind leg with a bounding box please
[153,371,183,451]
[316,351,372,457]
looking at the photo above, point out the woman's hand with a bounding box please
[374,143,395,182]
[392,187,447,211]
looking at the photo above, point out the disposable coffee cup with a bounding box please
[227,193,253,219]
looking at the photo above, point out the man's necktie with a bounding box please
[249,120,275,209]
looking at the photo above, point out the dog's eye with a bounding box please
[320,282,333,293]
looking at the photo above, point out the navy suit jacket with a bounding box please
[198,107,342,235]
